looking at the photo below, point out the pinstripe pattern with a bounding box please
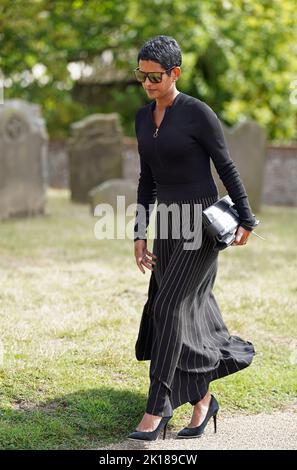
[135,194,255,417]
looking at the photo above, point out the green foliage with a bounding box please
[1,0,296,140]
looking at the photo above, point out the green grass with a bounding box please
[0,189,296,449]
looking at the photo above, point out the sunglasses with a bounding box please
[133,66,175,83]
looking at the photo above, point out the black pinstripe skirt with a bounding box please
[135,193,255,417]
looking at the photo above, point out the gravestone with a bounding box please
[88,178,138,213]
[68,113,123,203]
[0,100,48,219]
[212,119,266,211]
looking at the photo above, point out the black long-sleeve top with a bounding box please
[134,91,257,241]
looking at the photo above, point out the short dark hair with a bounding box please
[137,35,182,74]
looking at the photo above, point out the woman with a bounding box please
[128,35,257,441]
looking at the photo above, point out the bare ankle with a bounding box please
[195,391,211,408]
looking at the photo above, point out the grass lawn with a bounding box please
[0,189,296,449]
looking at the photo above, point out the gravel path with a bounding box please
[98,405,297,451]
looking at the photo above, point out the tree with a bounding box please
[1,0,296,141]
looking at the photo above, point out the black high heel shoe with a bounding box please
[176,394,219,439]
[127,415,173,441]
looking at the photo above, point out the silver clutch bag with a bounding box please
[202,195,260,251]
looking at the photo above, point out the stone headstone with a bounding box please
[68,113,123,203]
[88,178,137,213]
[212,119,266,211]
[0,100,48,219]
[262,145,297,207]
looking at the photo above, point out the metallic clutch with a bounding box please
[202,195,260,251]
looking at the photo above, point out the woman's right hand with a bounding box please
[134,240,158,274]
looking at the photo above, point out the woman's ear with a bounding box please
[174,66,181,80]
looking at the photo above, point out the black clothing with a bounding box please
[133,92,256,417]
[134,91,257,241]
[135,195,255,416]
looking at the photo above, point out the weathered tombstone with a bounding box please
[89,178,138,240]
[0,99,48,219]
[212,119,266,212]
[68,113,123,203]
[88,178,137,213]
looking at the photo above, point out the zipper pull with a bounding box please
[153,128,159,138]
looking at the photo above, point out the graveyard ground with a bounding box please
[0,189,296,449]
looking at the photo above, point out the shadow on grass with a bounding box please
[0,387,154,450]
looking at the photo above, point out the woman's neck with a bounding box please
[155,88,180,112]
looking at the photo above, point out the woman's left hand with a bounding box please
[231,226,252,246]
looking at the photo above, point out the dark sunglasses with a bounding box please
[133,66,175,83]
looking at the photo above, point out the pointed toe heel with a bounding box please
[127,415,172,442]
[177,394,219,439]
